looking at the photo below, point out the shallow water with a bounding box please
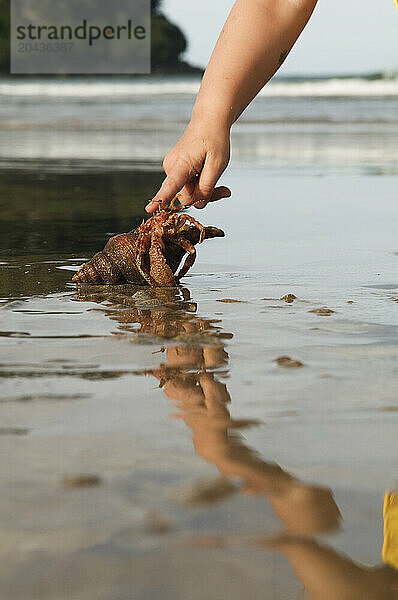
[0,164,397,599]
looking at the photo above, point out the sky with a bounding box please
[162,0,398,75]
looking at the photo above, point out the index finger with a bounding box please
[146,160,196,213]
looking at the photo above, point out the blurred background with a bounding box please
[0,0,397,174]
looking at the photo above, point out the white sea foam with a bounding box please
[0,79,201,98]
[262,77,398,97]
[0,76,398,99]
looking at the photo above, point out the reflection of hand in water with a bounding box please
[150,343,341,536]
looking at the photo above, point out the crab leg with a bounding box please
[149,232,176,287]
[183,215,206,243]
[136,231,157,286]
[169,195,181,210]
[136,252,157,287]
[171,236,197,281]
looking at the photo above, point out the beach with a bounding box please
[0,76,397,599]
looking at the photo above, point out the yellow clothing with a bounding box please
[383,490,398,569]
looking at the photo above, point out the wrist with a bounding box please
[191,99,234,132]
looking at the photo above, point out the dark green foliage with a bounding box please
[0,0,9,73]
[151,13,187,71]
[151,0,163,13]
[0,0,198,74]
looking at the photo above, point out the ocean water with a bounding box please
[0,76,397,599]
[0,75,398,172]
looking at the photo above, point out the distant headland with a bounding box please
[0,0,203,75]
[150,0,202,74]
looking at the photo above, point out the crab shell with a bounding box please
[72,223,225,287]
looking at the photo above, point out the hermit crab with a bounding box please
[72,198,225,287]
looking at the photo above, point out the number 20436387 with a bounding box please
[18,42,74,52]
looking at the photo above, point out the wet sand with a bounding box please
[0,166,397,599]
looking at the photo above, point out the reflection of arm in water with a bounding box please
[255,491,398,599]
[156,350,398,597]
[75,285,398,597]
[269,534,398,600]
[152,344,341,535]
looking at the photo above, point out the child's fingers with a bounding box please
[194,186,231,209]
[145,159,197,213]
[177,181,197,207]
[178,183,231,209]
[178,156,229,208]
[195,155,224,204]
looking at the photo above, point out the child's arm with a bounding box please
[146,0,318,213]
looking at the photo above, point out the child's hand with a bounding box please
[146,120,231,213]
[146,0,318,215]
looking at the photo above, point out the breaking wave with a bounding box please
[0,73,398,99]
